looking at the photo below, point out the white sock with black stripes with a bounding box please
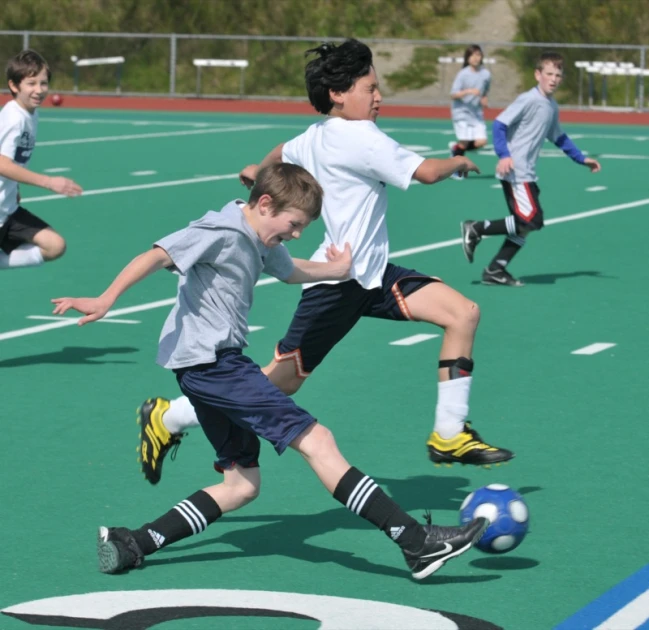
[133,490,222,555]
[333,467,426,551]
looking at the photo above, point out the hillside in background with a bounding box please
[0,0,646,106]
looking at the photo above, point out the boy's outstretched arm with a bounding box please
[239,143,285,189]
[51,247,173,325]
[413,156,480,184]
[285,243,352,284]
[0,155,82,196]
[553,134,601,172]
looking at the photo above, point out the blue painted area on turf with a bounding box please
[554,564,649,629]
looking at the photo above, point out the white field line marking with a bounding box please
[571,343,616,355]
[40,117,232,127]
[44,167,71,173]
[248,326,265,332]
[594,589,649,630]
[27,315,141,324]
[586,186,607,192]
[37,124,272,147]
[390,334,440,346]
[22,173,240,204]
[2,198,649,343]
[130,170,157,176]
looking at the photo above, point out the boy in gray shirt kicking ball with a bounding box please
[52,162,487,580]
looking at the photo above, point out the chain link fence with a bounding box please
[0,31,646,109]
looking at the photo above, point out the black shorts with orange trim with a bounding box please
[501,181,544,231]
[275,262,441,377]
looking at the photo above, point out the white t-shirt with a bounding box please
[282,117,425,290]
[0,99,38,225]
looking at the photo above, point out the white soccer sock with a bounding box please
[0,244,44,269]
[163,396,200,434]
[433,377,472,439]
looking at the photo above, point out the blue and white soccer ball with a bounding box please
[459,484,529,554]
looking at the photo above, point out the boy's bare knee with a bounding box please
[232,477,261,505]
[40,235,67,261]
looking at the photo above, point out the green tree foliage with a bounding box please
[510,0,648,106]
[0,0,486,95]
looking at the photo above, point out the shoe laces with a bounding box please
[169,433,187,461]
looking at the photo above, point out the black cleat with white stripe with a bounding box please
[403,515,488,580]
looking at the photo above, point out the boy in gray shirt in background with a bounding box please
[461,51,601,286]
[52,163,487,581]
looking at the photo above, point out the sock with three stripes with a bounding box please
[132,490,222,555]
[333,466,426,552]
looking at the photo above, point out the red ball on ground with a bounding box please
[51,94,63,107]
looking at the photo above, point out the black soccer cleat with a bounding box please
[481,266,524,287]
[427,422,515,466]
[461,221,482,263]
[403,514,489,580]
[137,397,186,485]
[97,526,144,574]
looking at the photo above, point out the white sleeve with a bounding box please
[282,132,307,167]
[450,71,464,95]
[0,123,21,160]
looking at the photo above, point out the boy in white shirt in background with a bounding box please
[0,50,82,270]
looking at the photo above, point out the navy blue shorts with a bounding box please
[175,349,316,472]
[276,262,440,376]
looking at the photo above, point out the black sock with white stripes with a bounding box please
[333,467,426,552]
[488,236,525,271]
[132,490,222,555]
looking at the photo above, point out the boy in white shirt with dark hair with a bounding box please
[139,38,514,486]
[0,50,82,270]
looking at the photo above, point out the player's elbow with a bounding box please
[413,160,445,185]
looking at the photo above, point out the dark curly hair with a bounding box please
[304,39,373,115]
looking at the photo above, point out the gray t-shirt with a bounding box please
[495,86,563,182]
[155,200,294,369]
[450,66,491,124]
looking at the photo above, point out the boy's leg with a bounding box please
[365,264,513,466]
[98,465,259,573]
[290,422,488,580]
[401,280,513,465]
[0,208,58,269]
[461,181,543,286]
[137,283,368,485]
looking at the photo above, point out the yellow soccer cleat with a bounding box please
[137,397,186,485]
[427,422,514,466]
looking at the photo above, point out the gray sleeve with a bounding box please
[263,243,294,280]
[496,93,528,126]
[155,220,226,275]
[450,71,464,95]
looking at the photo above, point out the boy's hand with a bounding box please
[51,296,112,325]
[584,158,601,173]
[239,164,259,189]
[496,157,514,176]
[47,176,83,197]
[456,157,480,176]
[324,242,352,279]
